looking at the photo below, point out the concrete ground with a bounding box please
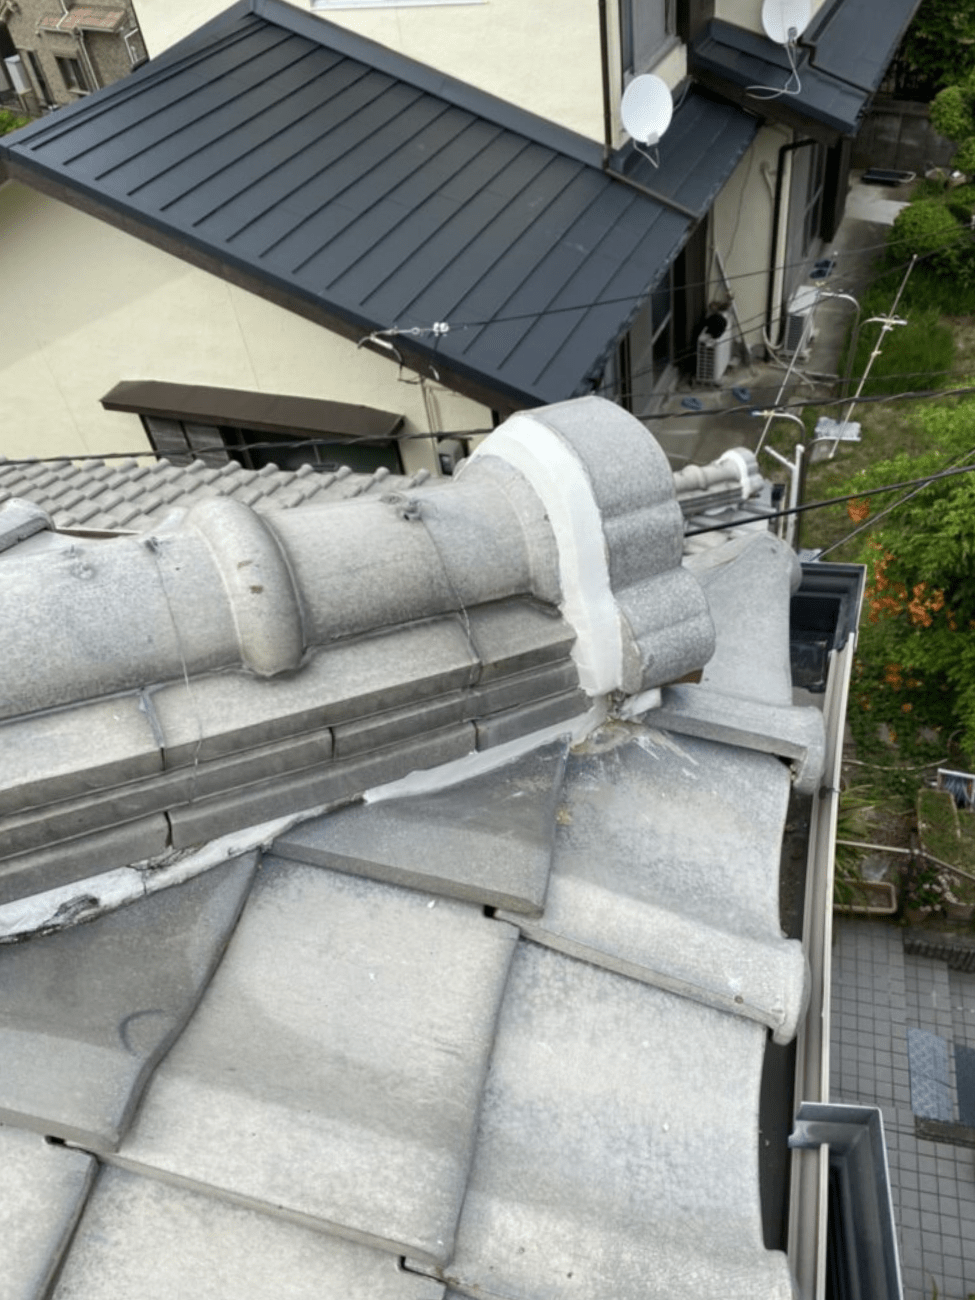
[831,918,975,1300]
[654,171,912,469]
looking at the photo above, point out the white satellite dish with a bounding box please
[761,0,810,45]
[620,74,673,147]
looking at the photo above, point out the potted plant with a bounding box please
[902,861,944,924]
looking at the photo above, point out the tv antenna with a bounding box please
[748,0,809,99]
[620,74,673,169]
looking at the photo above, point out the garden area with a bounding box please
[771,162,975,925]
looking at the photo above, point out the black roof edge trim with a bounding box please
[251,0,605,170]
[100,379,404,440]
[1,153,539,414]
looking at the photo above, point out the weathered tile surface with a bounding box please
[0,1123,95,1300]
[448,942,795,1300]
[0,854,257,1149]
[113,863,518,1263]
[51,1166,445,1300]
[506,725,807,1043]
[274,739,568,914]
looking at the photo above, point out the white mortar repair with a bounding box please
[468,413,623,697]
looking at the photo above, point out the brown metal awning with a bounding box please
[100,380,404,443]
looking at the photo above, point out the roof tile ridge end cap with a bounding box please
[466,397,713,698]
[184,496,304,677]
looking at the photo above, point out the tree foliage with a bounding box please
[846,400,975,758]
[898,0,975,92]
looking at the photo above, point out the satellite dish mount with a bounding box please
[620,74,674,170]
[749,0,810,99]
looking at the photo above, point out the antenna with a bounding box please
[620,74,673,147]
[760,0,810,45]
[749,0,809,98]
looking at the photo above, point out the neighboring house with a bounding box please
[0,396,890,1299]
[0,0,919,467]
[0,0,147,112]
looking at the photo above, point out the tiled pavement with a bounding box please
[831,918,975,1300]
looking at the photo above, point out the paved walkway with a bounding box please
[831,917,975,1300]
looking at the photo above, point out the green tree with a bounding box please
[846,400,975,758]
[898,0,975,91]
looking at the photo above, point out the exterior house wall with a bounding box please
[133,0,686,147]
[0,180,486,473]
[713,0,830,32]
[0,0,143,110]
[710,124,793,356]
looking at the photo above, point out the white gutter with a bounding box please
[787,630,858,1300]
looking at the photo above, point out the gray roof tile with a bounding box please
[0,854,257,1149]
[0,1125,95,1300]
[446,942,794,1300]
[0,815,170,908]
[0,696,162,817]
[112,864,518,1263]
[274,737,567,915]
[50,1166,445,1300]
[505,731,807,1042]
[0,399,846,1298]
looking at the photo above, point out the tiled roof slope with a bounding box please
[37,7,126,31]
[0,0,758,409]
[0,453,432,533]
[0,397,725,903]
[0,397,823,1299]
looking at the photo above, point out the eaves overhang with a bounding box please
[0,0,756,412]
[690,0,922,143]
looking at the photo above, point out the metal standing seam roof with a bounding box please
[0,0,758,410]
[690,0,922,140]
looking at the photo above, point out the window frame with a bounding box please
[619,0,678,80]
[140,415,405,477]
[55,54,88,95]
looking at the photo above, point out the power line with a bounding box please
[817,446,975,559]
[685,460,975,538]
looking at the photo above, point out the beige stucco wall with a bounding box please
[708,124,793,355]
[132,0,687,147]
[714,0,829,35]
[0,181,488,473]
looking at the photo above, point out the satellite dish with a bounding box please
[761,0,810,44]
[621,74,673,147]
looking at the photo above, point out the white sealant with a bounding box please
[469,415,623,695]
[0,805,328,944]
[365,703,606,804]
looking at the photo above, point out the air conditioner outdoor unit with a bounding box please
[782,284,819,355]
[696,320,732,383]
[3,55,28,96]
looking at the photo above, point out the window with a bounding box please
[141,417,404,476]
[55,55,88,94]
[800,142,827,258]
[25,50,53,107]
[620,0,676,78]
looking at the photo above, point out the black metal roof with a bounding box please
[0,0,757,409]
[691,0,921,142]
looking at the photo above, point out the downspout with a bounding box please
[597,0,614,167]
[76,29,99,90]
[764,137,817,353]
[121,25,140,66]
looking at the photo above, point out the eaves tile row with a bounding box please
[0,454,430,534]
